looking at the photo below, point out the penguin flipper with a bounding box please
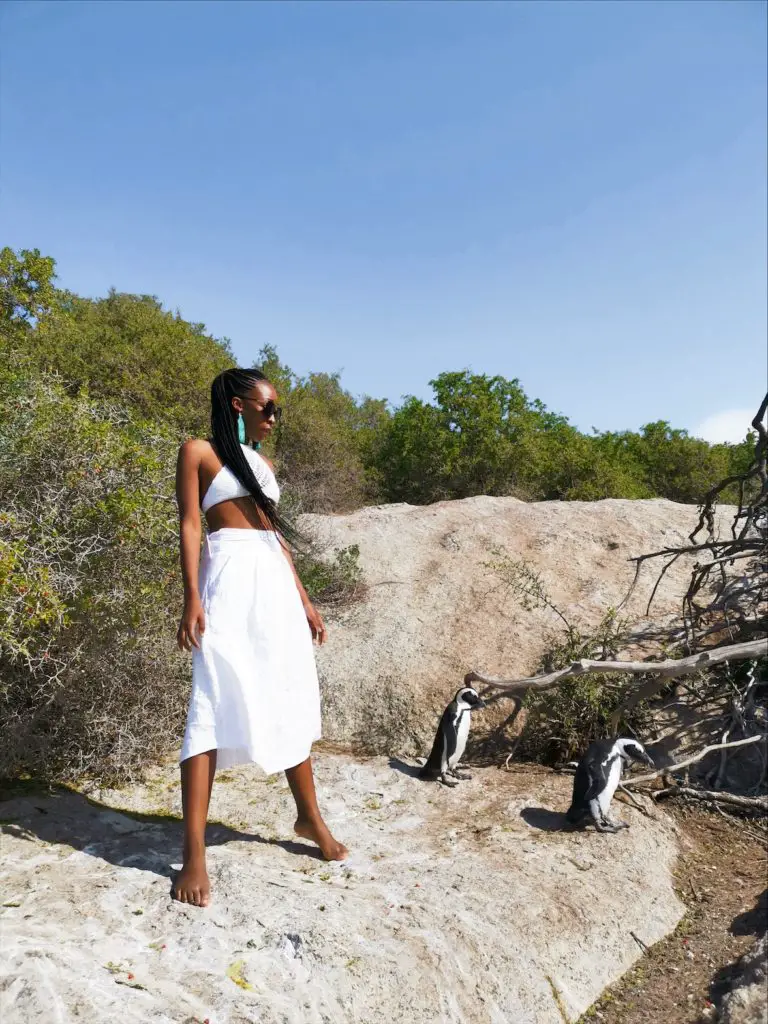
[566,760,603,821]
[419,707,454,779]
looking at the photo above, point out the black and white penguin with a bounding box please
[566,737,654,832]
[419,687,487,786]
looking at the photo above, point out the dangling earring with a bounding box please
[237,413,246,444]
[253,441,262,450]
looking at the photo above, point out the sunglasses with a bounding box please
[240,396,283,421]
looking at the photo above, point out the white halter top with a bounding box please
[201,444,280,513]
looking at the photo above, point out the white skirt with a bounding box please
[180,528,322,773]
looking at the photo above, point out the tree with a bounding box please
[0,247,58,349]
[23,289,235,435]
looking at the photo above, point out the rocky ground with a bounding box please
[579,806,767,1024]
[1,752,685,1024]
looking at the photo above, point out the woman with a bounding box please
[174,367,347,908]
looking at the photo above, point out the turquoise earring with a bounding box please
[237,413,246,444]
[254,441,262,450]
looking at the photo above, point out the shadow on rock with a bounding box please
[0,787,323,882]
[388,758,423,779]
[520,806,566,832]
[730,887,768,936]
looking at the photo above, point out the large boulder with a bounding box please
[307,497,733,755]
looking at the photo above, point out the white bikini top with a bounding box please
[201,444,280,513]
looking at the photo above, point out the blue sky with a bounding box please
[2,1,765,441]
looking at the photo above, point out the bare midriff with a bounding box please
[203,495,274,533]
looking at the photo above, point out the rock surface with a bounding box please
[0,754,683,1024]
[718,933,768,1024]
[306,497,734,755]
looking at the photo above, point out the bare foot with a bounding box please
[294,817,348,861]
[173,857,210,907]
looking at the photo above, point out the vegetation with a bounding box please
[485,551,654,762]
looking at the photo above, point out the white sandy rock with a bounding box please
[0,754,683,1024]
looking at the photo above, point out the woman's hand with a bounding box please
[304,602,327,645]
[178,595,206,651]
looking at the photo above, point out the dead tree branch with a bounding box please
[465,638,766,694]
[652,786,768,812]
[623,735,765,788]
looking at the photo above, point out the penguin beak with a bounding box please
[643,753,655,767]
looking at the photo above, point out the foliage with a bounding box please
[0,247,57,344]
[0,364,185,783]
[370,370,754,506]
[294,543,365,607]
[487,550,654,762]
[2,248,234,437]
[2,247,753,512]
[258,344,390,513]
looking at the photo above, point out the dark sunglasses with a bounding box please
[240,396,282,421]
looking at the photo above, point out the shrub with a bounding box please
[486,550,654,763]
[0,364,185,784]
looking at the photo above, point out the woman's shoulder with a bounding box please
[177,437,215,465]
[179,437,215,453]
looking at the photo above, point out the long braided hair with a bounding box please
[209,368,299,543]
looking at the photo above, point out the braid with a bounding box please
[210,368,300,544]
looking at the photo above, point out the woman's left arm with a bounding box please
[260,453,327,646]
[277,537,327,645]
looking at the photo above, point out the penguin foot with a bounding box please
[439,774,459,787]
[451,771,472,781]
[592,818,620,834]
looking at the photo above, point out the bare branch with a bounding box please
[652,785,768,812]
[465,638,766,694]
[623,734,765,788]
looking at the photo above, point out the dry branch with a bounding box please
[652,786,768,812]
[464,638,766,694]
[623,735,765,788]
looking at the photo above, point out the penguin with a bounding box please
[419,687,487,786]
[566,737,654,833]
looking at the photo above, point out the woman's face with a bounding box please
[233,380,280,444]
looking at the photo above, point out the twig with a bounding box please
[630,931,650,954]
[617,782,655,819]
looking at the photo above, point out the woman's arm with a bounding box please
[259,452,326,645]
[277,537,327,646]
[175,440,205,651]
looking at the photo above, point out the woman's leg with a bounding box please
[286,756,348,861]
[174,749,217,906]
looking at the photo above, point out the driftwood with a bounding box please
[465,638,766,694]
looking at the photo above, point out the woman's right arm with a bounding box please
[175,440,205,651]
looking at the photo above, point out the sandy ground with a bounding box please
[1,752,685,1024]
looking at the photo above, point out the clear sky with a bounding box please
[2,1,765,441]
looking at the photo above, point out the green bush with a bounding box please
[0,363,185,783]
